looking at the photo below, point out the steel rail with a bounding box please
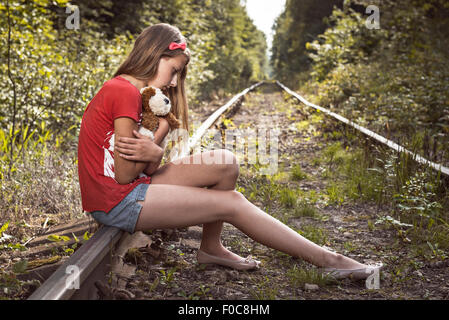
[276,81,449,177]
[28,226,122,300]
[28,81,264,300]
[188,82,263,150]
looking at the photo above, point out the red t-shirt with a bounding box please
[77,76,151,213]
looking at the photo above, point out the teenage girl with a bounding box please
[78,23,382,277]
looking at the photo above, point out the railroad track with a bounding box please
[276,81,449,178]
[26,80,448,300]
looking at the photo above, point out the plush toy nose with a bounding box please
[164,98,170,104]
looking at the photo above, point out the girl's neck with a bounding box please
[118,74,147,91]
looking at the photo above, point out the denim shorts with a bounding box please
[90,183,150,234]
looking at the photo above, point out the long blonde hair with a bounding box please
[113,23,190,132]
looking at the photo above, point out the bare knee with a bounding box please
[221,190,246,221]
[216,149,240,180]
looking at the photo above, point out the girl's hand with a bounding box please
[115,130,163,163]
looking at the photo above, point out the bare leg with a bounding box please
[135,185,363,269]
[199,164,242,261]
[148,149,244,261]
[226,194,364,268]
[135,150,365,269]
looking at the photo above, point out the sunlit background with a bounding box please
[243,0,287,57]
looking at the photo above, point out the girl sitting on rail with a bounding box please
[78,23,382,278]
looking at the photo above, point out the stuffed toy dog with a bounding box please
[138,86,181,141]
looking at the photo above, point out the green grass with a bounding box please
[293,201,318,218]
[296,225,328,246]
[249,276,279,300]
[279,187,297,208]
[343,241,356,253]
[320,141,387,204]
[286,264,335,288]
[290,164,308,181]
[326,183,345,205]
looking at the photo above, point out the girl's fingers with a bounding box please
[119,153,132,160]
[119,137,138,144]
[115,142,137,151]
[117,151,137,160]
[115,145,134,155]
[116,137,152,161]
[133,130,144,138]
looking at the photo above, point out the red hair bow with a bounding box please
[168,42,186,51]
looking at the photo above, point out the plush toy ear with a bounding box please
[141,86,156,99]
[141,86,156,111]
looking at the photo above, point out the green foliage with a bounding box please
[12,259,28,274]
[306,4,386,81]
[159,266,177,286]
[299,0,449,165]
[47,234,70,242]
[272,0,449,256]
[1,0,133,162]
[277,0,449,244]
[0,1,268,240]
[0,122,81,229]
[179,0,268,100]
[317,128,449,249]
[394,171,444,225]
[271,0,343,85]
[0,0,268,145]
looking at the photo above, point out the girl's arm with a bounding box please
[114,117,164,185]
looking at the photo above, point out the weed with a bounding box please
[0,269,40,299]
[293,201,318,218]
[286,264,335,287]
[177,290,199,300]
[296,120,310,132]
[270,171,289,183]
[291,164,308,181]
[326,183,345,205]
[343,241,356,253]
[367,220,375,231]
[0,126,82,242]
[147,276,159,292]
[311,113,323,124]
[195,285,212,299]
[226,237,244,252]
[312,156,322,166]
[249,276,279,300]
[296,225,328,246]
[425,241,448,261]
[394,170,444,227]
[322,142,346,168]
[279,187,297,208]
[159,267,177,286]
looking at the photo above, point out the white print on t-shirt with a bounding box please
[103,131,115,179]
